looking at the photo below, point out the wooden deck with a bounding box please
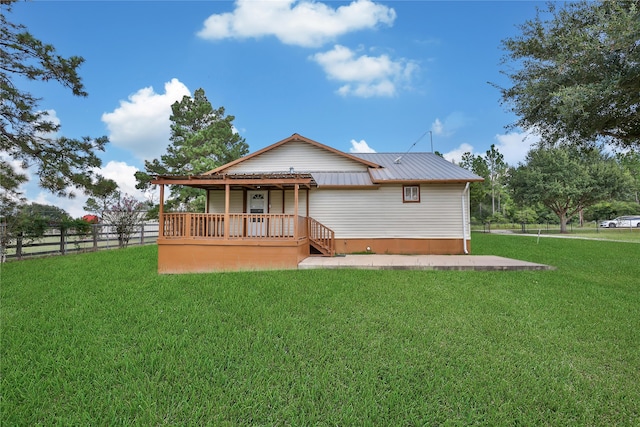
[161,213,308,241]
[157,213,335,272]
[156,213,334,273]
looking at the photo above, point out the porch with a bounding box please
[153,172,336,273]
[156,212,335,273]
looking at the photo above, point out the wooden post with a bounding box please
[59,227,66,255]
[92,224,98,251]
[294,183,299,239]
[306,188,309,218]
[185,214,192,238]
[306,188,310,240]
[16,232,23,260]
[224,184,230,240]
[158,184,165,238]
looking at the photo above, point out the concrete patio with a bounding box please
[298,254,554,271]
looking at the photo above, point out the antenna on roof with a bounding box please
[394,130,429,164]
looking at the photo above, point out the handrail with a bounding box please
[308,217,335,256]
[162,213,333,255]
[162,213,305,240]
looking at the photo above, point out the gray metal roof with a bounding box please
[310,172,375,187]
[309,153,483,187]
[352,152,483,182]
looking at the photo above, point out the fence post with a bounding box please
[92,224,99,251]
[59,227,66,255]
[140,221,145,245]
[16,232,23,260]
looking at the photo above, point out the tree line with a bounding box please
[458,144,639,233]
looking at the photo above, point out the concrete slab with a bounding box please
[298,254,553,271]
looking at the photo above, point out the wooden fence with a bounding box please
[1,222,159,261]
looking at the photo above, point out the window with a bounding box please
[403,185,420,203]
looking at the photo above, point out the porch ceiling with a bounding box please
[152,172,315,190]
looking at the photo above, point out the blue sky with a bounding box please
[10,0,544,216]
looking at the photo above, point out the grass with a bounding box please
[473,222,640,243]
[551,228,640,243]
[1,234,639,425]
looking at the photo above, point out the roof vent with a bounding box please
[393,156,403,164]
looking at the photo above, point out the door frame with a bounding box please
[247,190,268,214]
[246,190,268,237]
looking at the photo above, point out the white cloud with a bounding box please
[431,118,444,136]
[493,130,540,166]
[101,78,190,161]
[440,131,539,167]
[311,45,417,97]
[442,143,476,164]
[98,161,149,199]
[349,139,376,153]
[198,0,396,47]
[430,112,470,137]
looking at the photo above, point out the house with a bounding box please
[152,133,483,273]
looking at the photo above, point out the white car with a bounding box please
[599,216,640,228]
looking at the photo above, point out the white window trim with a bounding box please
[403,185,420,203]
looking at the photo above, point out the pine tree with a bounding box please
[135,88,249,211]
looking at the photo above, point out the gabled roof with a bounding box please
[205,133,381,175]
[153,134,483,188]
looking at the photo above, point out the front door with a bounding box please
[247,191,268,236]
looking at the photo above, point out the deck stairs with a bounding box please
[308,217,335,256]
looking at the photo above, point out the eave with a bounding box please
[151,173,314,190]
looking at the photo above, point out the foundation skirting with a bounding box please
[335,238,470,255]
[157,238,309,273]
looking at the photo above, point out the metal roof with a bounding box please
[352,152,483,182]
[310,172,375,187]
[155,149,483,189]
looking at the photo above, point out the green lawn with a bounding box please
[473,223,640,243]
[2,234,639,425]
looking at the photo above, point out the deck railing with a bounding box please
[308,217,335,256]
[161,213,307,240]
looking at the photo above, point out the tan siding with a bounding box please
[309,184,467,239]
[207,190,244,213]
[227,140,368,173]
[284,190,308,217]
[269,190,284,213]
[208,184,471,239]
[208,189,308,216]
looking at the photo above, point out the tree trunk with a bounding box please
[579,208,584,227]
[559,211,568,233]
[491,186,496,215]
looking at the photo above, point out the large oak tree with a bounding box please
[509,145,630,232]
[497,0,640,149]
